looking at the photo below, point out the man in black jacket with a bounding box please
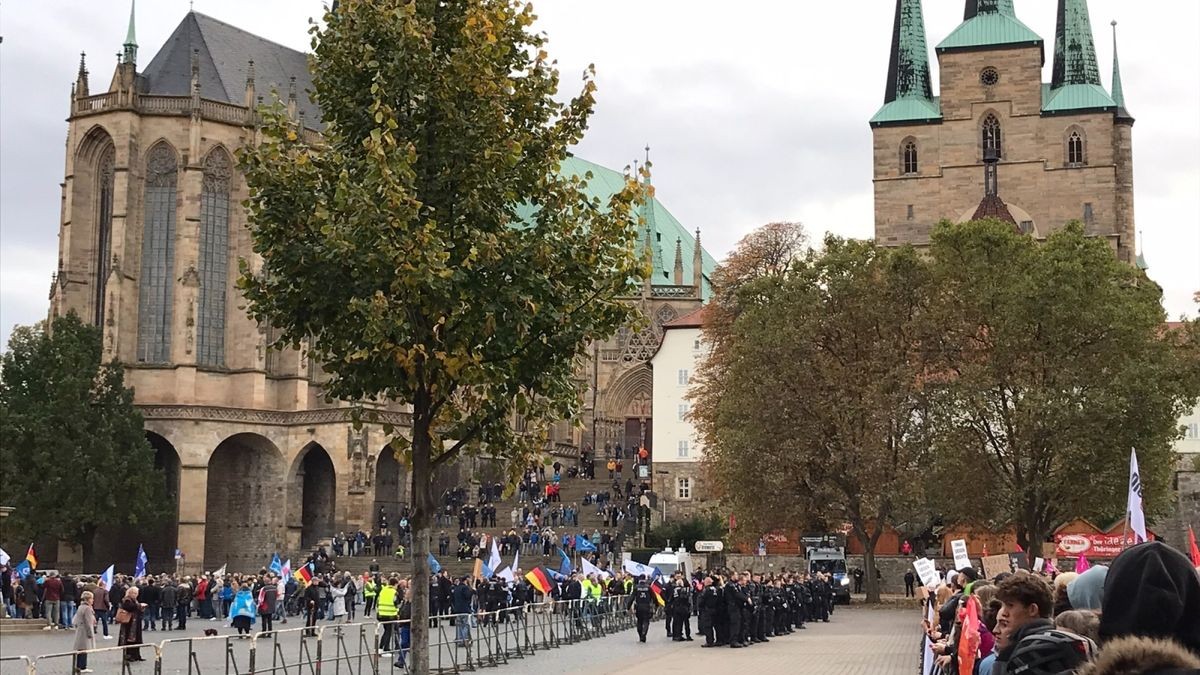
[670,577,693,641]
[625,576,655,643]
[724,575,748,648]
[697,576,719,647]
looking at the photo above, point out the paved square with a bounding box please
[486,607,922,675]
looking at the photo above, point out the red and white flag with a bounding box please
[1127,449,1148,544]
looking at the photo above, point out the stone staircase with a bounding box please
[292,472,637,579]
[0,617,49,634]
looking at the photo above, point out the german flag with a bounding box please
[25,544,38,570]
[293,562,314,586]
[650,579,665,606]
[525,566,553,595]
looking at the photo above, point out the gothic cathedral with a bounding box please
[871,0,1139,267]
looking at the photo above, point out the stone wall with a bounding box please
[722,554,948,595]
[1162,469,1200,555]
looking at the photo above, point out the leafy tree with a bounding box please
[924,221,1200,562]
[0,314,167,566]
[693,234,933,602]
[237,1,643,669]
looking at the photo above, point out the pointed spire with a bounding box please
[75,52,89,98]
[1052,0,1101,88]
[122,0,138,65]
[883,0,933,104]
[692,229,704,296]
[1110,20,1133,120]
[244,59,256,108]
[673,239,684,285]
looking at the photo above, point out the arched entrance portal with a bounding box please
[373,446,408,530]
[204,434,284,571]
[297,443,336,549]
[94,432,181,571]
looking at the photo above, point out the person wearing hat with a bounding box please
[1098,541,1200,655]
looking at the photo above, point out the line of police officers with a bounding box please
[626,570,838,646]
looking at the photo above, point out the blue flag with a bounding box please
[427,552,441,574]
[134,544,148,578]
[575,534,597,553]
[13,560,31,580]
[269,553,283,575]
[557,547,572,577]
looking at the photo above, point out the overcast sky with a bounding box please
[2,1,1197,348]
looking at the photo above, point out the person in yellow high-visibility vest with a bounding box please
[376,578,400,654]
[362,575,378,617]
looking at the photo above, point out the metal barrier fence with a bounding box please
[2,596,646,674]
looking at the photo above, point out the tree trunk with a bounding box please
[863,546,880,603]
[408,421,435,675]
[80,529,96,573]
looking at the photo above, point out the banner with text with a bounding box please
[1054,532,1154,559]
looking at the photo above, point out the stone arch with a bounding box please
[91,432,181,571]
[373,444,409,531]
[900,136,918,175]
[136,140,179,363]
[1064,125,1087,166]
[288,442,336,550]
[980,110,1003,160]
[74,125,117,326]
[204,433,284,571]
[602,364,653,417]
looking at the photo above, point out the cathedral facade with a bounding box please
[50,7,713,572]
[871,0,1138,266]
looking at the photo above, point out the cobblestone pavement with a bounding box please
[0,606,920,674]
[486,607,923,675]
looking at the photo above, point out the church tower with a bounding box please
[871,0,1137,264]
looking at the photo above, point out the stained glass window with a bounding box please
[197,148,231,367]
[137,143,178,363]
[94,145,116,325]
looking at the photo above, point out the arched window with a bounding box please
[1066,130,1085,166]
[137,142,179,363]
[95,145,116,325]
[901,139,918,175]
[982,113,1002,159]
[197,148,232,367]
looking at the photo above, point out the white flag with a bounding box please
[0,547,9,566]
[511,550,520,574]
[99,564,115,590]
[581,556,611,579]
[496,566,514,583]
[488,537,503,575]
[622,559,658,579]
[214,564,227,580]
[278,559,291,594]
[1128,449,1148,544]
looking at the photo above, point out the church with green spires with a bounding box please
[870,0,1139,268]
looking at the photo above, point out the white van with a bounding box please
[648,545,695,578]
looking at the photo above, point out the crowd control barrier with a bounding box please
[7,596,646,674]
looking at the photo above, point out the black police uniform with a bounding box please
[670,583,692,641]
[625,581,654,643]
[724,580,747,648]
[698,584,719,646]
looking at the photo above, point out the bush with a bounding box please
[645,515,726,550]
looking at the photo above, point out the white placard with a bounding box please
[1033,557,1045,572]
[951,539,972,571]
[913,557,940,588]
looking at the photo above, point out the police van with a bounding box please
[802,535,851,604]
[646,544,695,578]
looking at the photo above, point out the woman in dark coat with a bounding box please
[117,587,146,662]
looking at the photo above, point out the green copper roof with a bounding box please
[125,0,137,45]
[517,156,718,298]
[1110,21,1133,120]
[1042,83,1115,114]
[872,0,941,126]
[937,12,1042,51]
[1051,0,1101,88]
[870,97,942,126]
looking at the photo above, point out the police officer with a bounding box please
[670,577,692,641]
[724,574,748,648]
[625,575,654,643]
[698,576,719,647]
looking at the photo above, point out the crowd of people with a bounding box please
[921,541,1200,675]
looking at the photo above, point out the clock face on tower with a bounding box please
[980,67,1000,87]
